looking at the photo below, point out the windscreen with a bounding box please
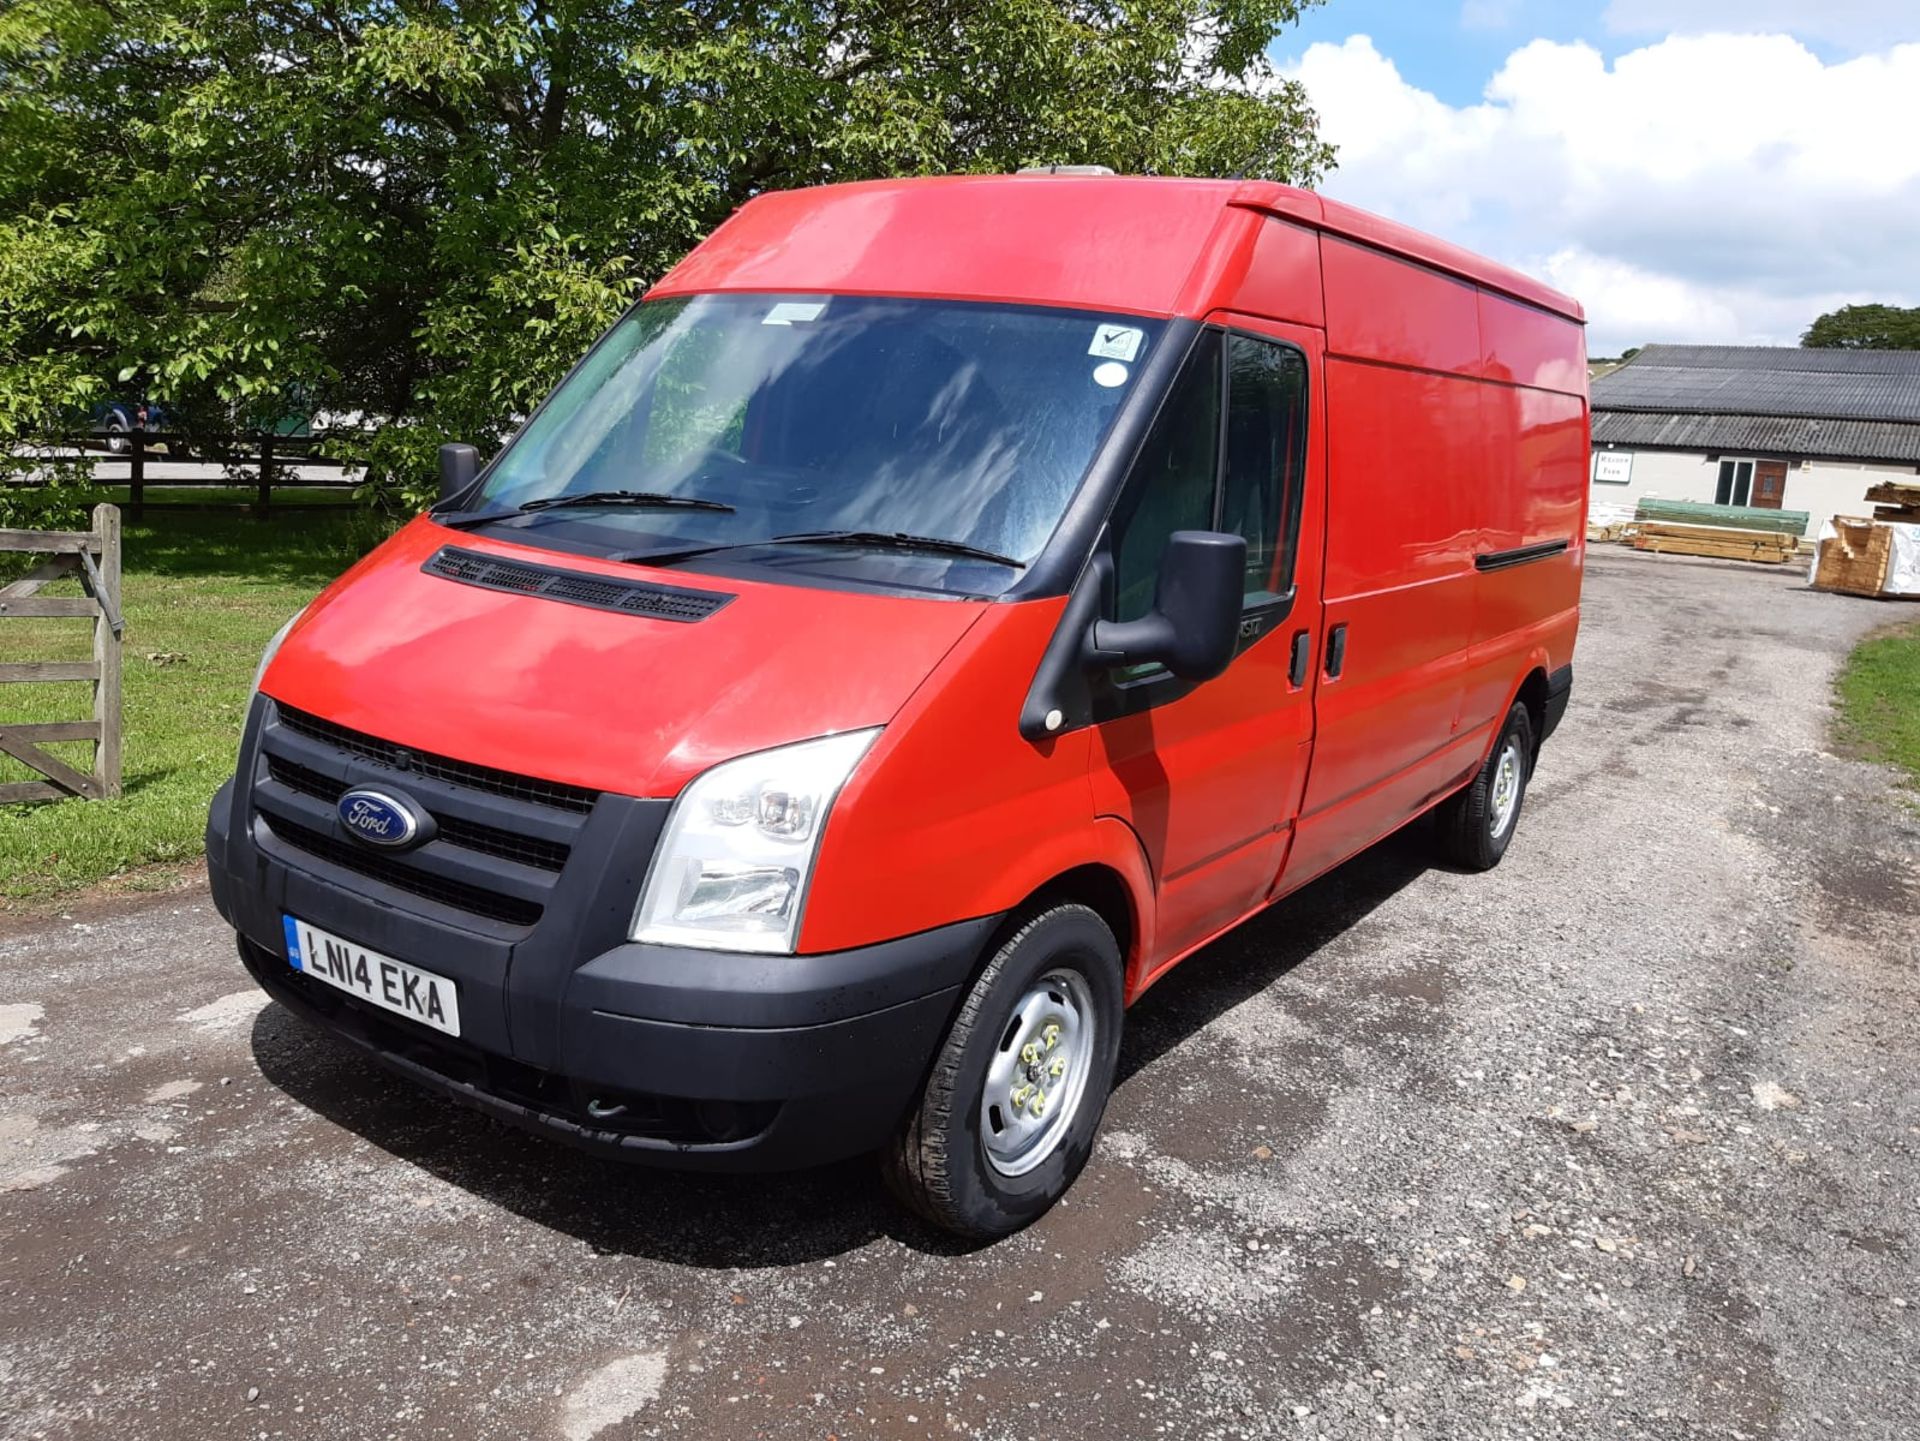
[472,294,1165,594]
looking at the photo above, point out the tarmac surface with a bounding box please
[4,547,1918,1440]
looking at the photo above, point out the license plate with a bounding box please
[283,916,462,1037]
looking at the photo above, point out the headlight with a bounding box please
[250,610,305,699]
[631,728,881,953]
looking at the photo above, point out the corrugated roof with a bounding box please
[1592,343,1920,425]
[1590,410,1920,464]
[1616,344,1920,375]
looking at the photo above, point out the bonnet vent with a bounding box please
[423,547,734,623]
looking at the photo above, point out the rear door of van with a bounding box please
[1088,317,1327,978]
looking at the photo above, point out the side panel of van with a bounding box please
[1281,240,1486,888]
[1460,294,1589,732]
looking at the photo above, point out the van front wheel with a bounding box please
[882,904,1123,1240]
[1437,701,1534,871]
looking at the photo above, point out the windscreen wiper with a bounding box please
[431,490,735,531]
[614,529,1025,569]
[516,490,735,514]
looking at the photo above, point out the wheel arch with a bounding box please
[1513,664,1550,762]
[965,838,1153,1007]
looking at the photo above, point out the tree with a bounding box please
[0,0,1335,510]
[1801,304,1920,350]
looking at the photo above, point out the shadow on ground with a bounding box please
[250,823,1436,1267]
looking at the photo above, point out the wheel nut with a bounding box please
[1021,1042,1041,1065]
[1042,1024,1061,1049]
[1049,1057,1066,1078]
[1030,1093,1047,1117]
[1011,1084,1032,1106]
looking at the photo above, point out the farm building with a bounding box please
[1589,344,1920,536]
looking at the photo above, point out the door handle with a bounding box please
[1288,629,1311,688]
[1325,622,1348,679]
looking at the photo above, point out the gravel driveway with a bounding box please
[4,548,1917,1441]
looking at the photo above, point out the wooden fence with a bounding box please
[0,503,123,804]
[106,431,360,518]
[5,432,363,519]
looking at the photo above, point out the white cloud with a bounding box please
[1604,1,1920,53]
[1284,33,1920,354]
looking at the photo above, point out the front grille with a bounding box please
[264,754,570,872]
[260,815,545,927]
[275,704,598,814]
[424,545,733,624]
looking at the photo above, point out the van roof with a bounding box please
[650,174,1584,326]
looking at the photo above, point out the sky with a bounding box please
[1268,1,1920,356]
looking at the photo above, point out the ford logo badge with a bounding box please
[337,788,425,849]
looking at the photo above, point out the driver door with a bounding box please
[1088,318,1327,978]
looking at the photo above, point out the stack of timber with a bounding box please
[1633,498,1810,537]
[1812,517,1899,596]
[1632,522,1799,564]
[1865,481,1920,524]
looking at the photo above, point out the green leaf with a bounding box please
[0,0,1334,508]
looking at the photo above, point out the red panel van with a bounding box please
[208,175,1587,1238]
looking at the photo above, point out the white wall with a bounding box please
[1589,447,1920,536]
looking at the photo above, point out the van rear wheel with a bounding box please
[1436,702,1533,871]
[882,904,1123,1240]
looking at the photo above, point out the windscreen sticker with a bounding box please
[762,301,826,326]
[1088,323,1145,362]
[1092,361,1130,388]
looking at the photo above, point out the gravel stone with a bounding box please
[2,548,1916,1439]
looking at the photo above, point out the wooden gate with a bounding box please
[0,503,123,803]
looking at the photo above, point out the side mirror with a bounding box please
[1086,530,1246,682]
[438,443,479,504]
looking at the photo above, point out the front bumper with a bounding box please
[207,702,997,1171]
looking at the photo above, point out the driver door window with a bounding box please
[1110,332,1220,624]
[1105,327,1309,661]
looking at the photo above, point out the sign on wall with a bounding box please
[1593,450,1633,485]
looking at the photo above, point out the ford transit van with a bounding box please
[208,175,1587,1238]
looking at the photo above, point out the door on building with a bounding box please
[1750,459,1787,509]
[1714,457,1755,506]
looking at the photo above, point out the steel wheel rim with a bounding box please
[1489,741,1523,839]
[980,968,1096,1178]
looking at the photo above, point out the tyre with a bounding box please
[882,903,1124,1239]
[103,414,131,455]
[1436,701,1533,871]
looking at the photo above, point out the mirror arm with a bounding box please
[1083,614,1174,670]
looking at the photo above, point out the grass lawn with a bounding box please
[2,508,396,903]
[1836,621,1920,788]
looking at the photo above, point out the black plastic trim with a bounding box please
[274,702,601,813]
[1475,538,1570,573]
[424,545,734,623]
[1325,622,1349,678]
[1541,662,1573,744]
[1018,554,1113,740]
[571,917,1000,1029]
[255,812,546,927]
[227,909,992,1170]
